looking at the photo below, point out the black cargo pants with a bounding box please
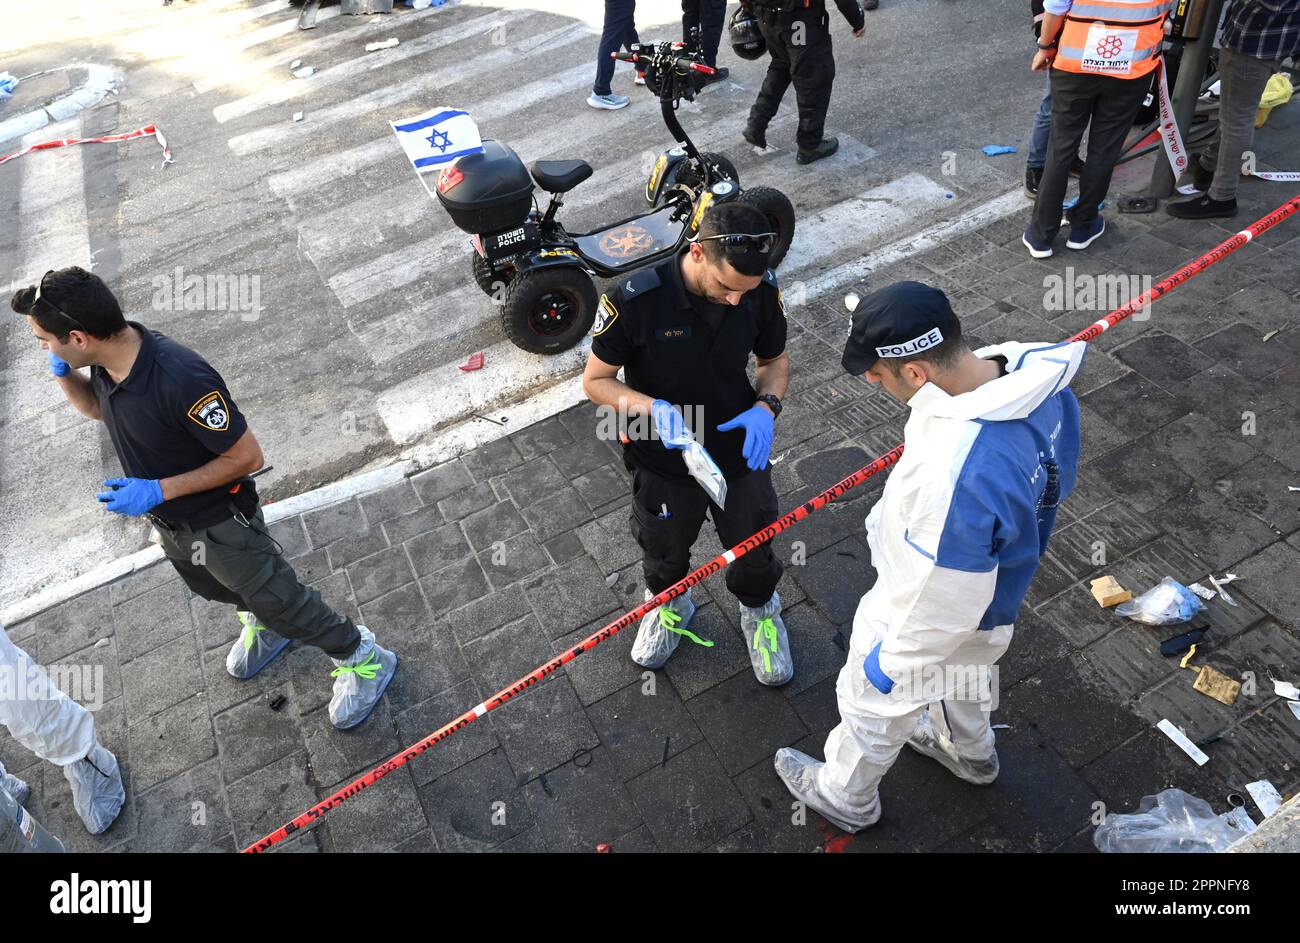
[748,7,836,152]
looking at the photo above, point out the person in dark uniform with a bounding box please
[581,203,794,686]
[683,0,730,78]
[13,267,398,731]
[742,0,866,164]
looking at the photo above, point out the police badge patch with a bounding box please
[188,391,231,431]
[592,294,619,336]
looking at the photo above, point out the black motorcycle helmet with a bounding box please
[729,6,766,60]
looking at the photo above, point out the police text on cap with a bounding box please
[875,327,944,359]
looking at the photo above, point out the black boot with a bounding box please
[797,136,839,164]
[1166,194,1238,219]
[743,125,767,149]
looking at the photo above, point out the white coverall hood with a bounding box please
[909,340,1088,424]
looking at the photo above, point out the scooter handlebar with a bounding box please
[610,48,715,74]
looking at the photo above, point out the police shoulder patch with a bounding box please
[622,267,661,297]
[762,267,779,287]
[592,294,620,337]
[187,390,232,431]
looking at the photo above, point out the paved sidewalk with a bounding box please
[4,169,1299,852]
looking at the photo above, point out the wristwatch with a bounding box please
[1036,40,1057,50]
[756,393,783,418]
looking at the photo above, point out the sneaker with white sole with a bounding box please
[1065,215,1105,250]
[630,588,705,669]
[587,91,630,110]
[906,712,999,785]
[1022,227,1053,259]
[329,625,399,730]
[774,747,881,833]
[226,610,292,680]
[739,592,793,686]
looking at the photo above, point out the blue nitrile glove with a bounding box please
[650,399,690,450]
[97,477,164,516]
[48,352,70,377]
[717,403,774,471]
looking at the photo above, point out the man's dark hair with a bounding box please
[697,202,772,277]
[9,267,126,342]
[881,322,968,376]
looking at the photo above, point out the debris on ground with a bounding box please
[459,351,484,372]
[292,111,304,123]
[292,66,316,79]
[365,38,400,52]
[1246,779,1283,817]
[1116,576,1204,625]
[268,693,287,712]
[1271,676,1300,700]
[982,145,1016,156]
[1188,581,1216,600]
[1208,573,1240,606]
[0,72,17,99]
[1191,664,1240,706]
[844,292,860,312]
[1159,619,1207,657]
[1156,719,1209,766]
[1094,788,1241,852]
[605,572,618,587]
[1090,574,1131,607]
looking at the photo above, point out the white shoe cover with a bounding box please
[63,743,125,835]
[328,625,399,730]
[906,712,1000,785]
[774,747,881,834]
[630,589,698,669]
[740,592,794,686]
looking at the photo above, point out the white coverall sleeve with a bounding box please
[864,483,1000,698]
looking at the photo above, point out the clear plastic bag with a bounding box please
[1093,789,1242,853]
[1115,576,1205,626]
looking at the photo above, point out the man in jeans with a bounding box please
[1167,0,1300,219]
[1023,0,1175,259]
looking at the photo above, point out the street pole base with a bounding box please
[1119,195,1159,214]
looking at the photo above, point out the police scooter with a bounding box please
[434,36,796,355]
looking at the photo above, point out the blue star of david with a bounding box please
[426,127,452,153]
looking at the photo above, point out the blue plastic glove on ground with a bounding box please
[48,352,70,377]
[97,478,164,516]
[651,399,690,449]
[717,404,774,471]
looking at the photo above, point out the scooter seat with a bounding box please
[529,160,593,194]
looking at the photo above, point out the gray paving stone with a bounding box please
[133,757,233,852]
[662,603,751,700]
[445,582,534,647]
[576,509,642,575]
[391,829,437,852]
[109,564,180,607]
[1254,406,1300,473]
[358,480,422,526]
[357,580,432,641]
[1216,454,1300,534]
[345,546,416,606]
[572,462,628,511]
[554,611,646,706]
[289,548,332,585]
[214,682,305,784]
[460,437,524,482]
[411,458,474,504]
[543,530,586,565]
[404,522,472,578]
[523,555,622,641]
[627,740,751,853]
[121,632,202,722]
[495,454,569,504]
[437,482,497,522]
[420,556,491,615]
[489,675,600,782]
[489,826,547,852]
[200,641,297,716]
[321,764,428,852]
[522,747,643,852]
[551,431,619,479]
[462,500,530,555]
[224,749,321,850]
[1133,670,1253,744]
[687,670,808,776]
[326,528,390,570]
[779,602,850,698]
[35,586,115,663]
[128,694,217,793]
[416,747,535,851]
[46,633,124,708]
[792,539,871,625]
[1081,625,1170,700]
[301,700,400,786]
[393,679,498,787]
[1080,373,1189,438]
[380,620,471,715]
[381,503,445,545]
[302,499,367,547]
[587,675,704,780]
[112,578,193,663]
[268,516,311,559]
[461,613,556,697]
[511,414,572,461]
[1225,620,1300,686]
[1167,363,1287,437]
[1146,488,1281,572]
[519,486,593,544]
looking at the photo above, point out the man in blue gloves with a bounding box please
[581,202,794,685]
[13,268,398,731]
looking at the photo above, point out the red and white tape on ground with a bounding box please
[0,123,172,167]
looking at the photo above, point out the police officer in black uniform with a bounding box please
[741,0,867,164]
[582,203,795,686]
[13,267,397,731]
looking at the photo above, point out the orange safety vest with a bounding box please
[1053,0,1172,79]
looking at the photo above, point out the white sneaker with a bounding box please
[906,712,1000,785]
[630,588,699,669]
[587,91,630,110]
[774,747,881,833]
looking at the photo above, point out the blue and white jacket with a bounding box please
[856,340,1084,699]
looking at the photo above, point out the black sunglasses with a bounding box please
[34,270,89,335]
[697,231,776,254]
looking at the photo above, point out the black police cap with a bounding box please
[841,281,960,375]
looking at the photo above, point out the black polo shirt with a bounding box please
[590,250,787,479]
[91,323,255,527]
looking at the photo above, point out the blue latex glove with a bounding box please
[650,399,690,450]
[48,352,70,377]
[97,477,164,516]
[717,404,774,471]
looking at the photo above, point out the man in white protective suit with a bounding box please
[0,623,126,835]
[775,281,1084,832]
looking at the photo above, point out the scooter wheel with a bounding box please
[471,254,511,303]
[501,266,597,355]
[737,185,796,269]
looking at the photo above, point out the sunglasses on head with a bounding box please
[33,270,89,335]
[697,231,776,254]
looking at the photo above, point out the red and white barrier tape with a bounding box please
[0,123,172,167]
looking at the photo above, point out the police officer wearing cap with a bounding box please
[581,202,795,686]
[740,0,866,164]
[13,267,398,731]
[773,280,1084,832]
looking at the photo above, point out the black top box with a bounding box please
[435,139,535,235]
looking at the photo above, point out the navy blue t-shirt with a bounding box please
[90,323,254,526]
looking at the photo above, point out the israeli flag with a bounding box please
[390,107,484,173]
